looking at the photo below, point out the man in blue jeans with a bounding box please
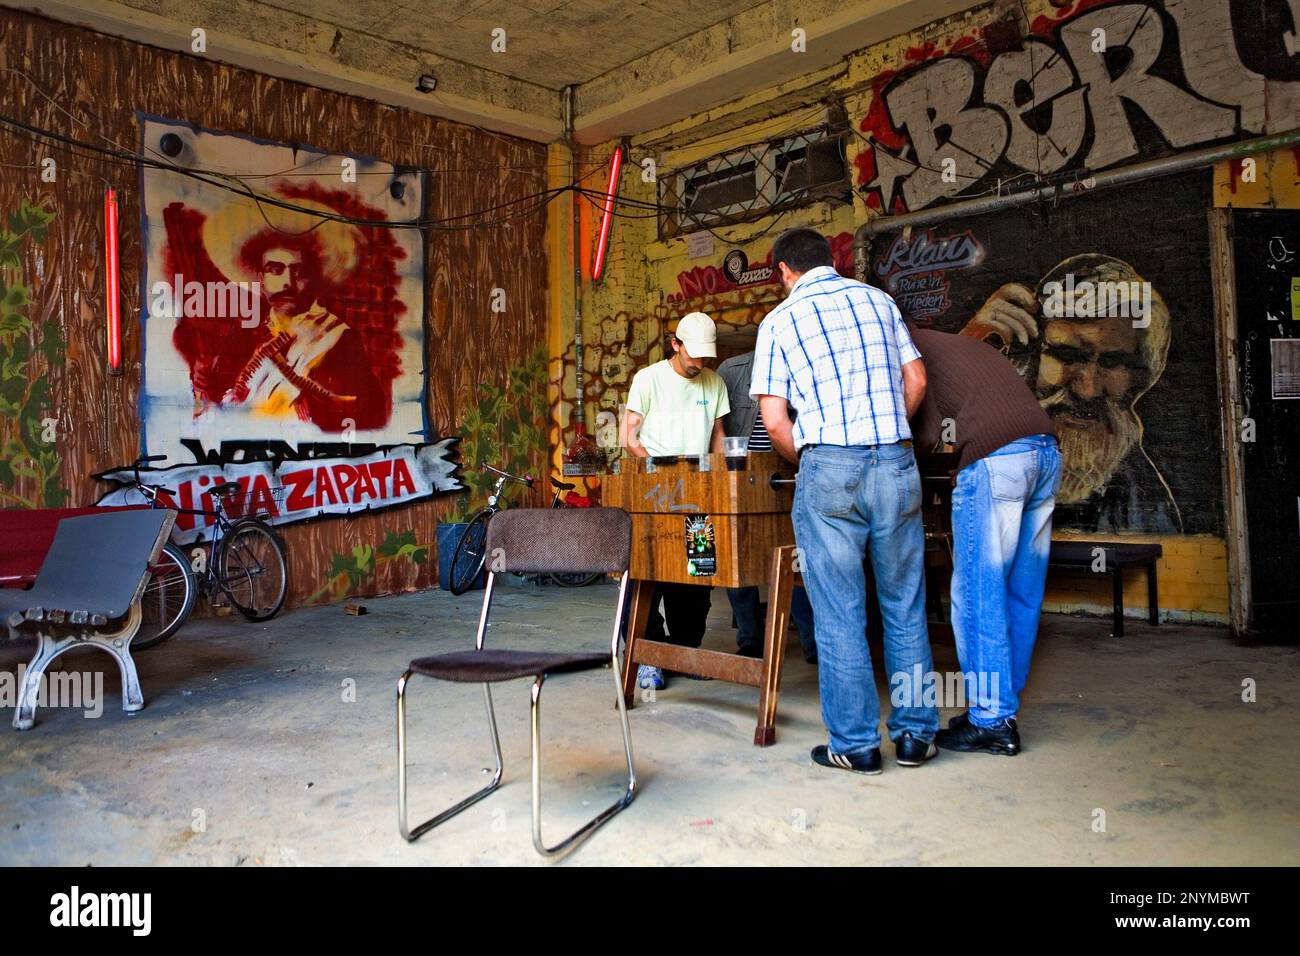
[751,228,936,775]
[908,327,1061,755]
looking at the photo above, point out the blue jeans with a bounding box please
[726,586,817,661]
[792,443,936,754]
[951,435,1060,727]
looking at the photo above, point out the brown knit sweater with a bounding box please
[910,328,1055,472]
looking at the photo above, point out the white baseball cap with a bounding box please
[673,311,718,359]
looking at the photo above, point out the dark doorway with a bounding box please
[1231,210,1300,635]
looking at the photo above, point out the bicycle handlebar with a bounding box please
[130,455,176,500]
[479,461,534,487]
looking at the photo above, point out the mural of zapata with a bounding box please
[139,118,426,461]
[167,193,398,432]
[959,254,1181,533]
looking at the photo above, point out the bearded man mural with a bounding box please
[959,254,1181,533]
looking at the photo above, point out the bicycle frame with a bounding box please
[126,459,245,594]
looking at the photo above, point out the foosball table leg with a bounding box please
[621,579,655,709]
[754,545,798,746]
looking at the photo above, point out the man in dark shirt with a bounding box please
[909,327,1061,756]
[717,351,816,662]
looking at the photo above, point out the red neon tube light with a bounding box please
[591,145,623,282]
[104,186,122,373]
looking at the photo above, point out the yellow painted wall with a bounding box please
[1044,534,1229,625]
[1214,146,1300,209]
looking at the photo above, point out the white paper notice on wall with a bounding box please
[1273,338,1300,399]
[686,231,714,259]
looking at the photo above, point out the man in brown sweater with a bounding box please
[909,327,1060,756]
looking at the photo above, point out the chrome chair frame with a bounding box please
[397,570,637,860]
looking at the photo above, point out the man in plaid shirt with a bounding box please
[750,228,937,775]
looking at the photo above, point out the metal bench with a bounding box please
[1,510,175,730]
[1047,541,1163,638]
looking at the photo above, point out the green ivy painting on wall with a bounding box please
[0,198,64,508]
[448,344,549,523]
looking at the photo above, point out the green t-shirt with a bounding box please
[626,359,730,457]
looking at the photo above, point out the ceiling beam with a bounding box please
[574,0,986,144]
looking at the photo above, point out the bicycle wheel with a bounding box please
[218,519,288,621]
[134,543,197,650]
[548,571,602,588]
[448,511,492,595]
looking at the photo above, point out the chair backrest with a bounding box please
[28,510,175,620]
[484,508,630,576]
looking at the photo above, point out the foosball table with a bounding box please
[602,449,959,747]
[602,452,800,746]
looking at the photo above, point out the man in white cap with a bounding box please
[620,311,729,690]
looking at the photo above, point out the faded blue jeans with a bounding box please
[951,435,1060,727]
[792,443,936,754]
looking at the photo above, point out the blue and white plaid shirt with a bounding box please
[749,266,920,450]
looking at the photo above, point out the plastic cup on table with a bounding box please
[723,436,749,471]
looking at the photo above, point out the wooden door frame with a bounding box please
[1208,207,1252,636]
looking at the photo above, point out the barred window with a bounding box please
[658,122,850,240]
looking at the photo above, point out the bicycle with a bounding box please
[446,462,602,595]
[112,456,290,648]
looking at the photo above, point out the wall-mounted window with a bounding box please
[658,115,850,240]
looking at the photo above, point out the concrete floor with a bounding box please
[1,581,1296,866]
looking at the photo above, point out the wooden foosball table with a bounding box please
[602,450,958,748]
[603,452,803,746]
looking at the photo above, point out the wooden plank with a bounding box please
[1208,207,1252,635]
[632,640,764,686]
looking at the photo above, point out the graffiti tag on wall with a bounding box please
[859,0,1300,213]
[670,232,855,301]
[875,229,985,319]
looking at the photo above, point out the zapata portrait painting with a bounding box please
[139,117,427,461]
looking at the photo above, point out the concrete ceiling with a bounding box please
[277,0,775,90]
[6,0,984,143]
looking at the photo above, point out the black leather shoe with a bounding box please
[936,715,1021,755]
[948,711,970,729]
[894,732,937,767]
[736,643,763,659]
[811,745,882,775]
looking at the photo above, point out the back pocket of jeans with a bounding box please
[987,453,1032,501]
[809,462,860,517]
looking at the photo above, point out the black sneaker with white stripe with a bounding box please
[811,744,882,775]
[894,731,938,767]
